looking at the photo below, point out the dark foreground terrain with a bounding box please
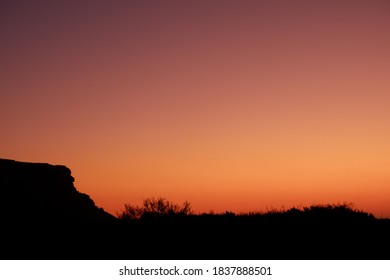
[1,158,389,259]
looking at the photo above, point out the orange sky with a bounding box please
[1,0,390,217]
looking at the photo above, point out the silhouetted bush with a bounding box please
[117,197,192,220]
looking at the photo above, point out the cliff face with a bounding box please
[0,158,116,225]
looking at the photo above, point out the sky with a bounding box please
[1,0,390,217]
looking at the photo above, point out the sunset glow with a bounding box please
[1,0,390,217]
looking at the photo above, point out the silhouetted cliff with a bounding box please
[0,158,115,225]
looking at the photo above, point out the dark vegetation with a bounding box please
[113,197,390,259]
[118,197,193,220]
[1,158,389,260]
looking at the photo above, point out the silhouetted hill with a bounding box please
[0,158,116,225]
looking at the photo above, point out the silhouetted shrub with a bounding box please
[118,197,192,220]
[302,202,375,220]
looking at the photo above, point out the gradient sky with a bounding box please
[1,0,390,217]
